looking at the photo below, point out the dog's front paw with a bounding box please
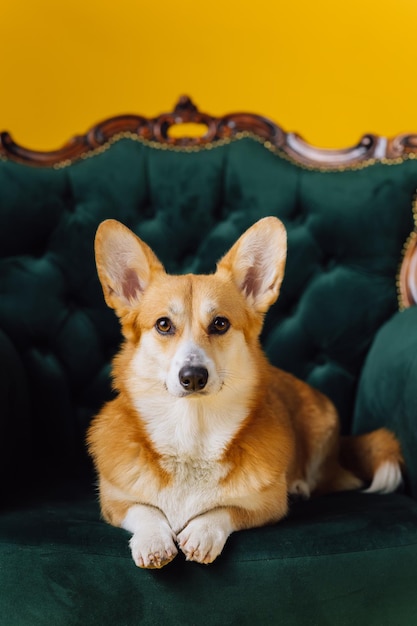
[129,526,178,569]
[178,512,232,564]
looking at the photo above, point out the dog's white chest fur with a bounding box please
[138,394,247,455]
[134,395,248,532]
[156,455,229,533]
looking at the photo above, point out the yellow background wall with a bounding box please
[2,0,417,150]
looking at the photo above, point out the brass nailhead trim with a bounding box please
[48,130,417,172]
[0,129,414,172]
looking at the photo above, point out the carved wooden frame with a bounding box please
[1,95,417,307]
[4,95,417,167]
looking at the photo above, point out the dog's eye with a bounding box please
[155,317,175,335]
[209,316,230,335]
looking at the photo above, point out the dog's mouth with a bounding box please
[168,386,210,399]
[180,389,209,398]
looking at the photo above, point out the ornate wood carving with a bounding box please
[4,94,417,167]
[2,95,417,306]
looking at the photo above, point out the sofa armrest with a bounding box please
[353,307,417,498]
[0,329,31,499]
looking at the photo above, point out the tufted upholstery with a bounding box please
[2,132,417,626]
[0,135,416,484]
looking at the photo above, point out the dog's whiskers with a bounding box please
[218,369,251,393]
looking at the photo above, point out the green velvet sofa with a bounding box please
[2,97,417,625]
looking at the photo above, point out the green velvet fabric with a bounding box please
[1,135,417,625]
[0,330,30,494]
[354,306,417,498]
[1,490,417,626]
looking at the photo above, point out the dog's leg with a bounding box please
[122,504,178,569]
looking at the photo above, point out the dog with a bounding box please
[88,216,403,569]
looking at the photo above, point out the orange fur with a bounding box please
[87,217,403,568]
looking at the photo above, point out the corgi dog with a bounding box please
[88,217,403,569]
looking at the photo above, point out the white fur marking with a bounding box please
[363,461,402,495]
[166,340,221,397]
[129,328,256,463]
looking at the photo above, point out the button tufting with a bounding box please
[314,354,328,367]
[324,257,337,271]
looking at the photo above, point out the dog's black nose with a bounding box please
[179,366,209,392]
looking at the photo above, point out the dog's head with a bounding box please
[95,217,286,400]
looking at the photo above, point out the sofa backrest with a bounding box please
[1,97,416,482]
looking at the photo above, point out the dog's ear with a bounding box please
[95,220,164,312]
[217,217,287,313]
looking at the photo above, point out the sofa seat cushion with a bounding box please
[2,491,417,626]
